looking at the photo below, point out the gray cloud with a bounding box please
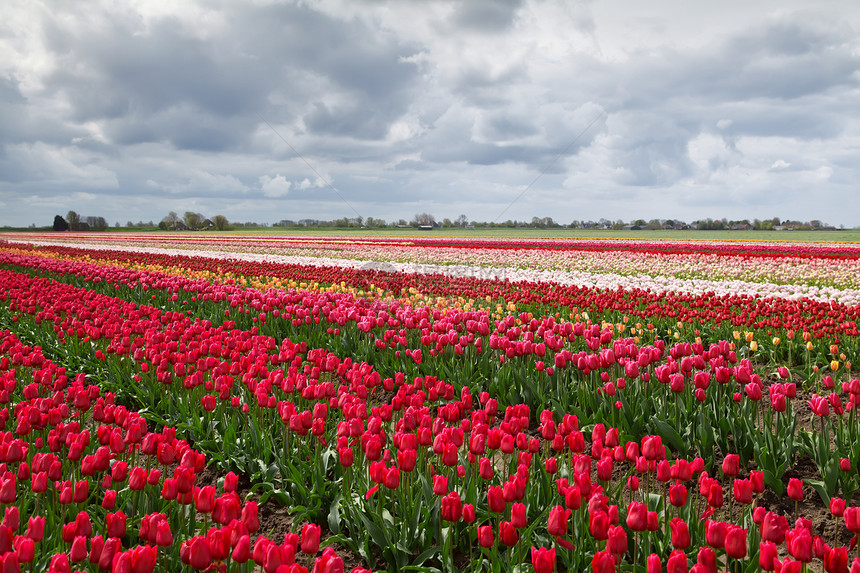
[0,0,858,227]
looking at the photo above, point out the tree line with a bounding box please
[158,211,230,231]
[49,211,842,232]
[53,211,108,232]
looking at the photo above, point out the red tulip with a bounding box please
[511,502,527,529]
[241,500,260,533]
[383,467,400,490]
[647,553,662,573]
[313,547,344,573]
[591,549,615,573]
[156,519,173,547]
[706,483,723,508]
[106,510,127,538]
[845,507,860,534]
[750,470,764,494]
[826,547,849,573]
[25,516,44,542]
[668,484,687,507]
[787,478,803,502]
[70,535,88,562]
[697,546,717,573]
[440,491,462,523]
[670,518,690,549]
[705,520,726,549]
[301,524,321,554]
[129,467,147,491]
[499,520,519,547]
[607,525,627,555]
[724,525,747,559]
[589,511,610,541]
[223,471,239,492]
[721,454,739,477]
[232,535,251,563]
[759,541,779,571]
[666,550,687,573]
[432,475,448,496]
[462,504,476,524]
[786,526,813,563]
[15,536,34,564]
[832,497,847,517]
[547,505,570,537]
[477,525,494,548]
[626,501,647,532]
[487,486,505,513]
[733,478,753,504]
[531,546,556,573]
[195,485,216,513]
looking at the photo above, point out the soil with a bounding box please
[194,465,371,571]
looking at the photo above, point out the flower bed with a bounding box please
[0,234,857,572]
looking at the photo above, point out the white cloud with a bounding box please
[259,174,292,197]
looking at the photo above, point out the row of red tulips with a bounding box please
[0,324,363,572]
[1,256,859,571]
[1,245,856,365]
[2,246,856,488]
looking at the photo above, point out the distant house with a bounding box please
[418,225,434,231]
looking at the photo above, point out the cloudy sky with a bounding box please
[1,0,858,228]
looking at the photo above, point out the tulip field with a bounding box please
[0,232,859,573]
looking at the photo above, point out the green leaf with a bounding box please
[807,479,830,505]
[356,512,392,558]
[653,418,686,455]
[410,546,440,567]
[762,469,784,496]
[327,494,342,535]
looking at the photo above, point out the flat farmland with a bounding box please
[0,231,858,572]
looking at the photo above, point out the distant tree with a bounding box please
[53,215,69,232]
[412,213,436,227]
[456,214,468,227]
[212,215,230,231]
[442,218,453,228]
[162,211,180,230]
[85,216,107,231]
[183,212,205,230]
[66,210,81,231]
